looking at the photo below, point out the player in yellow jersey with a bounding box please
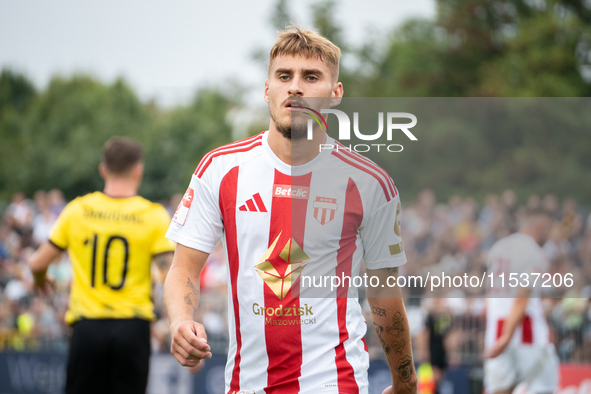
[28,137,175,394]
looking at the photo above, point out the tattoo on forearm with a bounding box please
[186,278,199,296]
[374,323,391,354]
[184,294,197,318]
[397,355,413,383]
[372,307,386,316]
[386,311,405,337]
[374,311,408,357]
[392,338,405,354]
[373,309,414,381]
[184,278,199,319]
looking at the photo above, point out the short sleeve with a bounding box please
[151,205,176,255]
[361,193,407,270]
[166,175,223,254]
[48,201,75,250]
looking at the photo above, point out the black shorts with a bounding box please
[66,318,151,394]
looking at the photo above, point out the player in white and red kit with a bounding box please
[163,27,417,394]
[484,208,559,394]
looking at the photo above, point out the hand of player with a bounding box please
[170,320,212,367]
[32,274,56,297]
[382,384,417,394]
[484,334,510,359]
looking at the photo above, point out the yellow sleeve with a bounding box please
[48,200,76,250]
[151,205,176,256]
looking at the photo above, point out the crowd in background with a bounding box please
[0,189,590,368]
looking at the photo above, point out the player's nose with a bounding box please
[287,76,304,96]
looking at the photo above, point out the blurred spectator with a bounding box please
[4,192,34,248]
[3,263,28,302]
[478,195,503,250]
[47,189,66,217]
[500,189,518,234]
[526,194,542,211]
[0,224,10,260]
[30,297,62,346]
[544,222,574,262]
[543,194,559,218]
[199,242,228,293]
[560,198,583,242]
[0,298,15,330]
[422,298,452,391]
[0,189,589,369]
[454,198,481,253]
[32,191,57,247]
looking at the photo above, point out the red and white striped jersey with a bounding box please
[485,233,550,349]
[167,131,407,394]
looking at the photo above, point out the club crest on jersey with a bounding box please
[313,197,338,225]
[172,187,194,226]
[254,232,309,300]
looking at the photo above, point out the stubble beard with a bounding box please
[269,105,308,140]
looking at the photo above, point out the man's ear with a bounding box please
[98,163,108,180]
[133,162,144,180]
[264,80,270,104]
[329,82,343,107]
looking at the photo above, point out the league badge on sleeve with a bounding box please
[172,187,194,226]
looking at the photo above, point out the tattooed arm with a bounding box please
[367,267,417,394]
[163,243,212,367]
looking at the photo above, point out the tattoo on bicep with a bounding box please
[397,355,413,383]
[387,267,398,275]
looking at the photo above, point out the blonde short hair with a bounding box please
[268,26,341,81]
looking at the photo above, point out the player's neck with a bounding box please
[103,178,139,199]
[267,125,326,166]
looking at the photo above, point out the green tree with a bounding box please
[142,88,235,200]
[0,70,37,198]
[359,0,591,97]
[11,76,151,200]
[271,0,293,31]
[311,1,347,52]
[0,69,36,114]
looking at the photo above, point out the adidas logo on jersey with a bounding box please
[238,193,267,212]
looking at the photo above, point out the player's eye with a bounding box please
[279,75,290,81]
[306,76,318,82]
